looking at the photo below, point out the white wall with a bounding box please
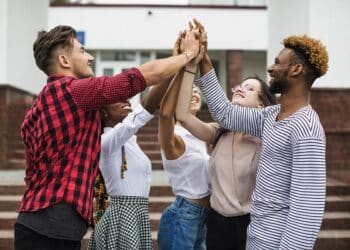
[0,0,9,83]
[49,5,267,51]
[0,0,49,94]
[309,0,350,87]
[268,0,350,88]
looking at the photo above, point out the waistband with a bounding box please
[110,196,148,205]
[173,195,209,217]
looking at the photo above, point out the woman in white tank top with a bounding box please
[157,41,210,250]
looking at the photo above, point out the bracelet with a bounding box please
[184,69,196,75]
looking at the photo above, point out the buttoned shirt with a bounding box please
[19,68,146,225]
[100,104,153,198]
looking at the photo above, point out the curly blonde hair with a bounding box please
[282,35,328,79]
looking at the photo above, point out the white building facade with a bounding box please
[1,0,348,94]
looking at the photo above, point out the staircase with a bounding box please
[0,110,349,250]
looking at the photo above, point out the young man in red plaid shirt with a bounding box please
[14,25,200,250]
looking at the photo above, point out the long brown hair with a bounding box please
[212,75,276,148]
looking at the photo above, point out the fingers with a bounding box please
[188,21,194,31]
[173,30,184,56]
[193,18,205,33]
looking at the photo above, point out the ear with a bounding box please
[257,103,264,109]
[100,108,108,118]
[57,54,71,69]
[290,63,303,77]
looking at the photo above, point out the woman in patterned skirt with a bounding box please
[87,76,170,250]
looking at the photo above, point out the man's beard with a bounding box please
[269,80,287,94]
[269,74,289,94]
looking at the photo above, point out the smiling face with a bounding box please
[68,38,95,78]
[101,101,132,126]
[267,48,294,94]
[190,86,202,115]
[231,78,263,108]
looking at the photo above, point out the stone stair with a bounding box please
[1,109,349,249]
[0,179,349,250]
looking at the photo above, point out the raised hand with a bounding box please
[173,31,185,56]
[191,18,208,51]
[180,29,200,61]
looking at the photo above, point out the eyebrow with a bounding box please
[242,83,255,89]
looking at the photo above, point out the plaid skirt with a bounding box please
[88,196,152,250]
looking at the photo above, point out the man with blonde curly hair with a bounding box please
[196,31,328,249]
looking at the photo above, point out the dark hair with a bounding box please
[33,25,76,75]
[282,35,328,87]
[212,75,276,147]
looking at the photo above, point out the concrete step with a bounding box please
[1,229,349,250]
[151,160,164,170]
[0,195,174,213]
[2,194,349,213]
[0,196,21,211]
[0,229,159,250]
[148,196,174,213]
[136,134,158,141]
[6,159,26,170]
[0,211,163,231]
[138,127,159,133]
[327,178,350,196]
[7,141,24,151]
[144,150,161,161]
[2,210,350,231]
[0,178,348,196]
[325,195,350,212]
[138,141,161,150]
[0,184,173,196]
[321,212,350,230]
[7,150,25,160]
[315,230,350,250]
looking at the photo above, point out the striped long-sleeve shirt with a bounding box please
[198,69,326,250]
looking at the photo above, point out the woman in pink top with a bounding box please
[176,43,276,249]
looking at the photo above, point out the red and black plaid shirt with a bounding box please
[19,68,146,225]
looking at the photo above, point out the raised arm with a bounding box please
[141,31,185,114]
[279,137,326,249]
[141,77,172,114]
[197,68,266,138]
[175,57,217,144]
[138,29,199,86]
[158,70,186,160]
[101,105,153,155]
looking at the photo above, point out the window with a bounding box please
[100,51,136,61]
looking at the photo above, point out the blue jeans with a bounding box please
[157,195,209,250]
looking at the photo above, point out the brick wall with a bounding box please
[0,85,36,169]
[310,88,350,182]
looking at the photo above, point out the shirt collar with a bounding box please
[103,127,112,133]
[47,75,65,83]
